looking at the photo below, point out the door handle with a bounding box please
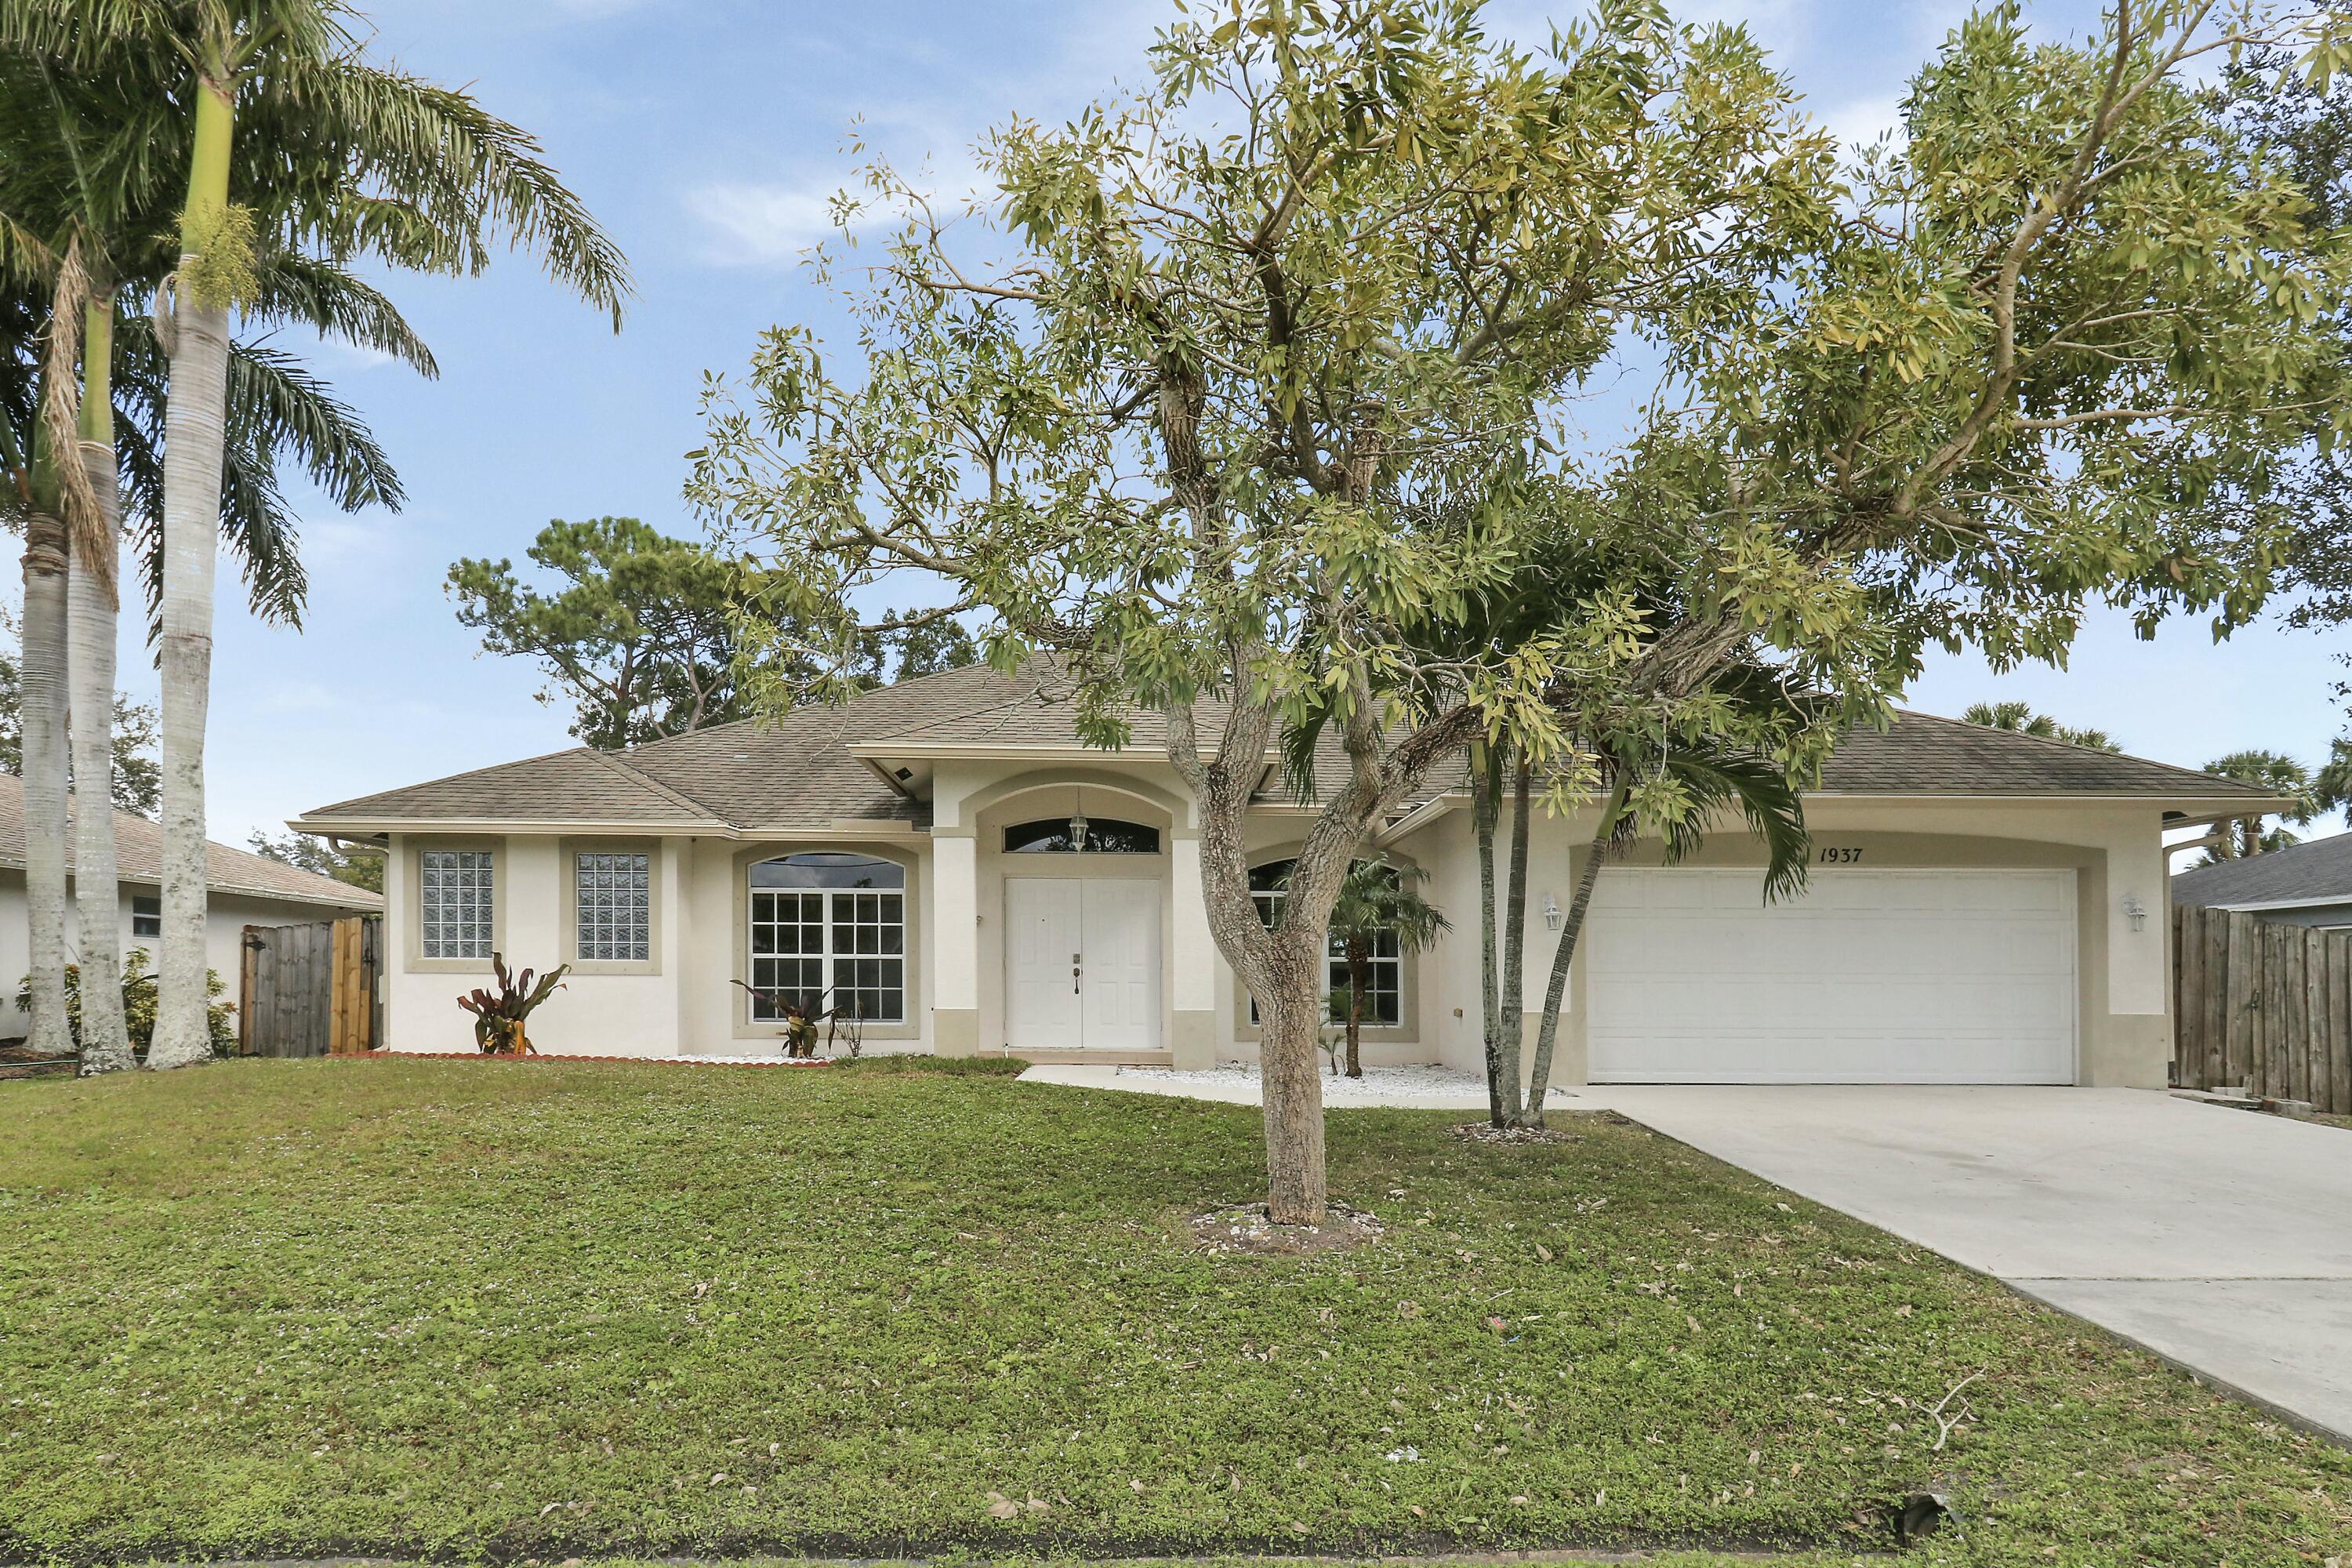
[1073,953,1082,994]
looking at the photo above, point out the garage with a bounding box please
[1584,867,2078,1084]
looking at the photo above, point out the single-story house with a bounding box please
[291,662,2273,1087]
[0,775,383,1037]
[2171,833,2352,929]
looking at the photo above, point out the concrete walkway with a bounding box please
[1018,1067,2352,1441]
[1581,1086,2352,1443]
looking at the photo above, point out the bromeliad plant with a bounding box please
[456,954,569,1056]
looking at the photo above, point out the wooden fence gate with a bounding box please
[238,915,381,1058]
[2173,902,2352,1114]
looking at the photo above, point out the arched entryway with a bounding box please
[1000,809,1164,1052]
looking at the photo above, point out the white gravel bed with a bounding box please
[1111,1062,1577,1105]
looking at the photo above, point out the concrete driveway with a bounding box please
[1577,1086,2352,1442]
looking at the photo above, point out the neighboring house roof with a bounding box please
[293,662,2275,837]
[2172,833,2352,910]
[0,775,380,909]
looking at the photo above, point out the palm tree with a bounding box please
[2202,749,2320,858]
[1,36,415,1068]
[5,0,630,1068]
[1961,700,2121,753]
[1326,857,1447,1080]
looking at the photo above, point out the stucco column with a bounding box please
[662,838,691,1055]
[2085,811,2171,1087]
[1170,832,1218,1069]
[931,829,979,1055]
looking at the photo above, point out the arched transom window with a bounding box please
[1003,817,1162,854]
[749,853,906,1022]
[1247,858,1403,1025]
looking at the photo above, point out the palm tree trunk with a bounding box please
[71,297,134,1074]
[20,419,73,1062]
[1524,776,1628,1127]
[1471,739,1504,1123]
[1344,942,1368,1078]
[149,74,238,1072]
[1499,749,1531,1124]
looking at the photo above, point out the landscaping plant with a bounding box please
[1326,857,1446,1080]
[13,947,236,1058]
[456,954,569,1056]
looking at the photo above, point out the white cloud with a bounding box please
[1817,93,1905,158]
[684,179,846,267]
[684,147,993,270]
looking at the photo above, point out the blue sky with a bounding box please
[116,0,2348,844]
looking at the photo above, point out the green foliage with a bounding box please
[449,517,757,750]
[1327,855,1447,1075]
[0,1060,2346,1562]
[455,953,570,1055]
[2201,747,2322,858]
[1961,700,2120,753]
[13,946,234,1056]
[0,0,636,627]
[247,828,383,894]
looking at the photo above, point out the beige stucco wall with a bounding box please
[376,778,2177,1087]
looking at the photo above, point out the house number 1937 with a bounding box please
[1817,846,1865,864]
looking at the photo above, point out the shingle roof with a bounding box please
[1816,710,2274,799]
[299,745,730,829]
[298,666,2272,836]
[2172,833,2352,908]
[0,775,379,909]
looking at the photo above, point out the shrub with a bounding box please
[15,949,237,1058]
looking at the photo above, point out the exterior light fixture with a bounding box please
[1068,790,1090,853]
[1542,892,1563,931]
[2123,893,2147,932]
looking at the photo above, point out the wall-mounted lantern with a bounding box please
[2123,893,2147,933]
[1542,891,1563,931]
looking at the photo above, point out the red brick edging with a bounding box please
[336,1051,832,1069]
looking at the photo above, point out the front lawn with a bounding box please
[2,1058,2345,1565]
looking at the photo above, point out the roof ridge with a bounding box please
[1890,708,2269,795]
[580,746,728,822]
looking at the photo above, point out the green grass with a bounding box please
[2,1058,2347,1566]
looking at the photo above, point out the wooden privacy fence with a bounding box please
[238,915,381,1058]
[2173,902,2352,1114]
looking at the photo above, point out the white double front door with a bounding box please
[1004,877,1161,1052]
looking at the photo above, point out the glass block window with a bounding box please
[747,855,906,1022]
[420,850,494,960]
[575,852,651,963]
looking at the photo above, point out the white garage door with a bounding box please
[1586,868,2077,1084]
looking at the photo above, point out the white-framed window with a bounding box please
[748,853,906,1022]
[131,895,161,938]
[420,849,495,960]
[1248,858,1403,1025]
[575,851,650,963]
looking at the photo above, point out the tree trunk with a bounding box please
[1499,749,1531,1123]
[1255,939,1330,1224]
[150,75,236,1072]
[70,297,132,1074]
[20,436,73,1062]
[1524,778,1628,1126]
[1472,739,1506,1123]
[1345,941,1368,1078]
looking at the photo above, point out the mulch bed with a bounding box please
[1186,1197,1385,1256]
